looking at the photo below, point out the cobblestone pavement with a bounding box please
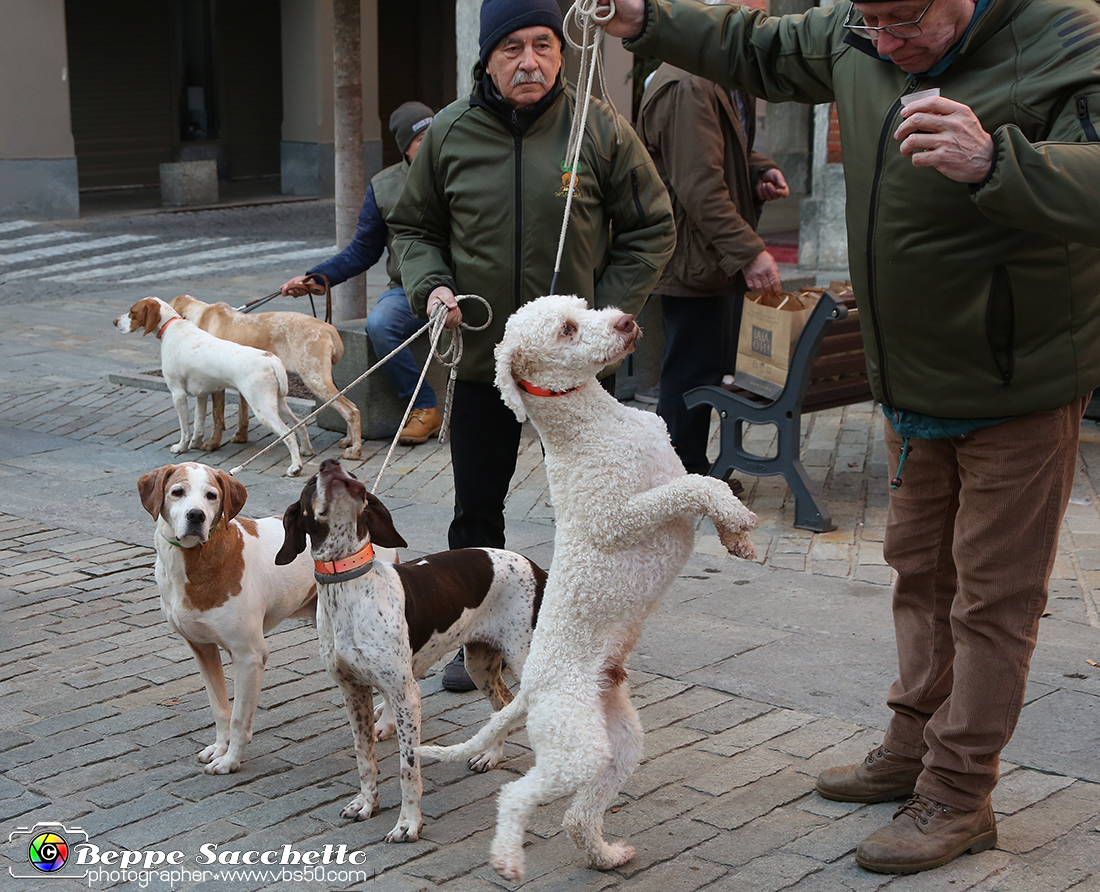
[0,205,1097,891]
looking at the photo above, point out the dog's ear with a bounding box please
[364,492,408,549]
[137,465,177,520]
[138,298,162,336]
[494,340,527,423]
[276,501,308,565]
[212,470,248,525]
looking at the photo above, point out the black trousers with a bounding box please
[447,379,524,550]
[655,293,741,475]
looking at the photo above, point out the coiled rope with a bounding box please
[228,295,492,485]
[551,0,621,295]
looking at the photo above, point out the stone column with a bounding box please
[0,0,79,219]
[797,0,848,271]
[281,0,336,197]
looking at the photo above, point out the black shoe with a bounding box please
[442,648,476,692]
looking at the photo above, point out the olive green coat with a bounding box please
[388,68,675,383]
[627,0,1100,417]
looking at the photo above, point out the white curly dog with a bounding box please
[418,294,757,880]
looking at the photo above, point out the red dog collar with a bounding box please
[517,379,583,397]
[156,317,180,339]
[314,541,375,583]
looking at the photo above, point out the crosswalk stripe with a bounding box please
[1,234,157,266]
[3,238,230,281]
[45,240,307,283]
[0,220,38,234]
[123,245,338,283]
[0,231,90,255]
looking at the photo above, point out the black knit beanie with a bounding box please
[388,101,434,157]
[479,0,565,67]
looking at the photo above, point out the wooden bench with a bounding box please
[684,290,871,532]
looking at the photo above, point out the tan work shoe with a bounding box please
[856,795,997,874]
[398,406,442,445]
[816,745,923,803]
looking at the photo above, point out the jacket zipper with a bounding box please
[865,79,921,408]
[1077,96,1099,141]
[513,125,523,311]
[630,169,647,227]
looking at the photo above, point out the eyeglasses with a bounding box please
[843,0,937,39]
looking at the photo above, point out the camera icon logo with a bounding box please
[8,822,89,879]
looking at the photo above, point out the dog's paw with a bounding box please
[719,527,757,561]
[300,442,316,458]
[589,841,635,871]
[374,703,396,741]
[341,793,379,821]
[197,742,227,764]
[285,464,303,478]
[203,753,241,775]
[200,438,221,452]
[170,443,189,455]
[468,746,504,773]
[384,818,422,843]
[341,444,363,461]
[490,847,526,882]
[230,431,248,444]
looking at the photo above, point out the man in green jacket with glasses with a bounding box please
[602,0,1100,876]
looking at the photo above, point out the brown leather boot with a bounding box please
[856,795,997,874]
[398,407,442,445]
[815,745,923,803]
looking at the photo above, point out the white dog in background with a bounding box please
[114,297,310,476]
[419,294,758,880]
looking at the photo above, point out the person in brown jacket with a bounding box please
[637,63,789,476]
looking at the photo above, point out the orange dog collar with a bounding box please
[517,379,583,397]
[314,541,375,583]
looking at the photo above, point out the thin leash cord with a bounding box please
[551,0,620,295]
[370,295,492,493]
[228,296,491,477]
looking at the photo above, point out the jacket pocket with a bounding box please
[985,265,1016,385]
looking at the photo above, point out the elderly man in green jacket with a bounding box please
[389,0,674,560]
[602,0,1100,876]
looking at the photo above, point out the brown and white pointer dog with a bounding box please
[276,459,545,843]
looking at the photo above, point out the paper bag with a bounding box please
[734,291,820,398]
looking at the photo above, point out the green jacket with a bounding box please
[371,162,409,290]
[388,67,675,383]
[627,0,1100,418]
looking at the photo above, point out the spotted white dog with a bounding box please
[418,294,757,880]
[277,459,546,843]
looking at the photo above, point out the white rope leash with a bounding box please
[552,0,621,294]
[370,295,491,493]
[228,295,491,478]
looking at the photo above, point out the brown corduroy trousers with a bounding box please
[880,396,1088,811]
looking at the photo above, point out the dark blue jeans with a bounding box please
[655,293,741,475]
[364,287,436,410]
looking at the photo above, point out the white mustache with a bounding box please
[511,69,547,87]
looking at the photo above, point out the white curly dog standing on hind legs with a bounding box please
[418,294,757,881]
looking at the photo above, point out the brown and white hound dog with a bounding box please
[137,463,336,774]
[276,459,545,843]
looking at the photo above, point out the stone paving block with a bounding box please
[780,805,886,863]
[420,769,511,821]
[611,814,722,879]
[693,766,815,832]
[994,768,1077,816]
[768,716,862,760]
[967,830,1098,892]
[684,747,791,798]
[700,709,816,757]
[996,782,1100,854]
[607,782,711,838]
[712,851,823,892]
[693,805,830,870]
[642,724,708,760]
